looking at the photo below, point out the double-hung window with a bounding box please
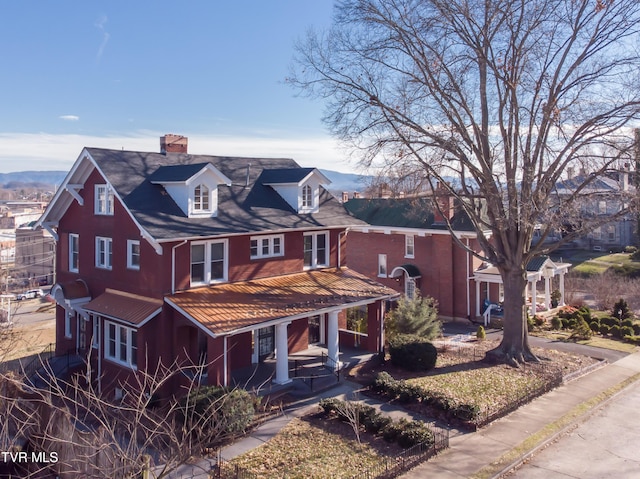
[96,237,113,269]
[193,184,210,211]
[127,240,140,270]
[95,185,114,215]
[105,320,138,368]
[405,235,415,258]
[302,184,313,209]
[190,239,228,285]
[250,234,284,259]
[69,233,79,272]
[378,254,388,277]
[303,231,329,269]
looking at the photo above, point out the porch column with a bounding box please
[475,280,481,317]
[327,311,340,370]
[559,271,566,306]
[529,280,537,317]
[274,322,291,385]
[544,275,551,310]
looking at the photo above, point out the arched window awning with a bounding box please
[390,264,421,279]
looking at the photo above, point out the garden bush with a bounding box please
[569,318,592,340]
[600,316,618,327]
[588,320,600,332]
[610,325,621,339]
[476,325,486,340]
[561,318,570,329]
[179,386,255,445]
[621,326,635,338]
[599,324,611,336]
[550,316,562,330]
[388,335,438,372]
[621,319,634,328]
[633,323,640,335]
[632,249,640,261]
[611,298,633,320]
[397,421,435,448]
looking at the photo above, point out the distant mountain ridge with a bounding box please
[0,171,67,187]
[0,169,371,195]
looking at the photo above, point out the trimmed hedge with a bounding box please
[178,386,256,446]
[388,335,438,372]
[372,372,480,423]
[318,398,434,449]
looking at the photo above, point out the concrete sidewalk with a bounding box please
[399,351,640,479]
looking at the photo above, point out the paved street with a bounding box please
[7,295,55,327]
[508,379,640,478]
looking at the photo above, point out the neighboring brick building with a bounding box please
[344,192,484,322]
[38,135,398,399]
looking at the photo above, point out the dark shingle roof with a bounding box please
[344,197,475,231]
[526,256,549,272]
[260,168,315,184]
[86,148,366,240]
[148,163,213,182]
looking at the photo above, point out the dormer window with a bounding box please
[149,163,231,219]
[260,168,331,215]
[302,185,313,209]
[194,184,210,211]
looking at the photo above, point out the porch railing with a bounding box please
[320,352,343,381]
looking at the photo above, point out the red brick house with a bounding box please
[344,194,485,322]
[38,135,398,399]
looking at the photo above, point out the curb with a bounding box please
[484,371,640,479]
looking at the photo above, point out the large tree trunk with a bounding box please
[487,267,538,366]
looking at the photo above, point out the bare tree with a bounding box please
[0,358,254,478]
[290,0,640,364]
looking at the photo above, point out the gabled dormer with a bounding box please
[260,168,331,214]
[149,163,232,218]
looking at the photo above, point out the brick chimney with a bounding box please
[160,134,188,154]
[433,182,455,224]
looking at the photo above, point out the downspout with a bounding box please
[171,240,188,294]
[97,318,102,395]
[223,336,228,387]
[337,228,351,269]
[466,238,471,320]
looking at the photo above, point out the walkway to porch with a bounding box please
[229,345,377,399]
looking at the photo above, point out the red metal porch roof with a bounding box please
[166,267,399,335]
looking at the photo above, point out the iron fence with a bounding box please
[348,427,450,479]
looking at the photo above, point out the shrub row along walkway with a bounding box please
[167,350,640,479]
[399,350,640,479]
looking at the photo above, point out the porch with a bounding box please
[229,345,377,398]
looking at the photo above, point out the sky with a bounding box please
[0,1,360,174]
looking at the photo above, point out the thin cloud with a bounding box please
[0,131,358,174]
[59,115,79,121]
[95,15,110,62]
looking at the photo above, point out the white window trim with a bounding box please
[193,184,211,212]
[64,311,73,339]
[69,233,79,273]
[91,314,99,349]
[250,234,285,259]
[104,320,138,369]
[127,240,141,270]
[302,184,313,208]
[378,254,388,278]
[94,184,114,215]
[303,231,329,269]
[95,237,113,270]
[190,239,229,286]
[405,235,415,259]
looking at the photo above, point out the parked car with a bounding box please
[15,289,44,301]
